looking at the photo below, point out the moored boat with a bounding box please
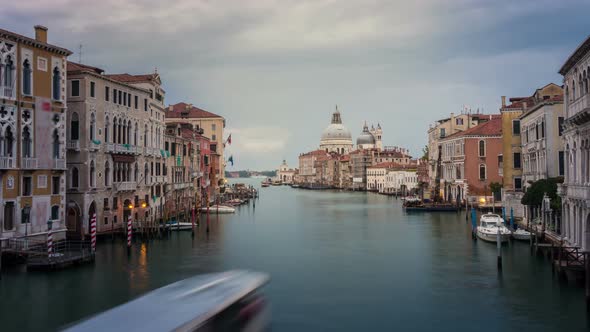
[164,221,194,231]
[64,270,270,332]
[199,205,236,214]
[512,228,533,241]
[476,213,511,243]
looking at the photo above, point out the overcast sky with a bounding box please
[4,1,589,170]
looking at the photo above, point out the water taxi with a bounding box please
[64,270,270,332]
[200,205,236,214]
[476,213,511,243]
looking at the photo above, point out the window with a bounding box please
[212,124,217,131]
[72,167,79,188]
[479,164,486,180]
[90,81,95,97]
[104,217,108,225]
[183,144,187,156]
[113,89,117,103]
[90,113,96,141]
[559,151,565,176]
[52,67,60,100]
[211,144,217,153]
[104,116,110,143]
[37,175,47,188]
[113,197,118,210]
[105,86,110,101]
[134,95,138,109]
[105,161,111,186]
[513,152,521,169]
[440,128,446,138]
[2,125,14,157]
[514,177,522,190]
[122,92,127,106]
[22,176,32,196]
[558,117,564,136]
[165,142,169,151]
[541,121,545,138]
[144,99,148,112]
[113,215,117,224]
[535,123,539,140]
[70,112,79,140]
[51,206,59,220]
[52,129,60,158]
[22,59,32,95]
[3,202,14,230]
[512,120,520,135]
[52,176,60,195]
[22,126,32,158]
[478,140,485,157]
[456,118,464,125]
[171,143,176,156]
[118,90,122,105]
[127,93,131,107]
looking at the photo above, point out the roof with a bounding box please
[105,73,159,84]
[443,117,502,139]
[166,102,223,119]
[0,27,72,56]
[520,95,564,119]
[340,155,350,162]
[559,35,590,75]
[67,61,104,74]
[368,162,400,169]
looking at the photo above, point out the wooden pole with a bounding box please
[497,227,502,270]
[586,252,590,312]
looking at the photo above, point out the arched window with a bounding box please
[4,56,14,92]
[52,67,60,100]
[3,126,14,157]
[134,163,139,182]
[89,160,96,188]
[70,112,79,140]
[144,124,148,147]
[112,116,117,143]
[118,119,122,144]
[51,205,59,220]
[579,74,584,96]
[134,123,138,146]
[90,113,96,141]
[144,163,149,184]
[52,129,60,158]
[478,140,485,157]
[479,164,486,180]
[127,120,131,144]
[104,116,110,143]
[573,80,576,100]
[105,161,110,186]
[22,126,32,157]
[72,167,79,188]
[126,163,131,181]
[22,59,31,95]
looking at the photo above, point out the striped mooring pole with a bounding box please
[127,214,132,248]
[47,220,53,256]
[90,213,97,253]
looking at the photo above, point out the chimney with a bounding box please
[168,105,173,111]
[34,25,48,43]
[501,96,506,107]
[522,101,527,111]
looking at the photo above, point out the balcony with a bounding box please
[116,181,137,191]
[105,143,115,153]
[0,156,16,169]
[560,184,590,200]
[21,157,38,169]
[173,183,190,190]
[1,85,15,99]
[568,93,590,118]
[53,158,66,170]
[67,140,80,151]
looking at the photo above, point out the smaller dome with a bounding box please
[357,123,375,145]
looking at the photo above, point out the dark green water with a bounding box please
[0,178,587,331]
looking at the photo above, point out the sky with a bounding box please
[3,0,590,170]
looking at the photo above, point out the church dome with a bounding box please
[357,123,375,145]
[320,110,352,142]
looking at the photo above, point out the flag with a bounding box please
[227,134,232,145]
[228,155,234,166]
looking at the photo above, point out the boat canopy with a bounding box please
[64,270,269,332]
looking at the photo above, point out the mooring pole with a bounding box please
[585,252,590,312]
[497,227,502,270]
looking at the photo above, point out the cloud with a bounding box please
[226,126,290,154]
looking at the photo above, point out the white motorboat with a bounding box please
[199,205,236,214]
[512,228,533,241]
[165,221,194,231]
[476,213,512,243]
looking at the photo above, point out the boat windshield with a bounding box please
[482,221,499,228]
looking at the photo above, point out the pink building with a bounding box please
[439,117,503,203]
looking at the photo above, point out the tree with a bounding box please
[521,177,563,210]
[489,182,502,201]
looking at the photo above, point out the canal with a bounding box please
[0,178,587,331]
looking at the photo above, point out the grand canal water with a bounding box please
[0,178,587,331]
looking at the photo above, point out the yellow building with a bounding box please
[0,26,72,240]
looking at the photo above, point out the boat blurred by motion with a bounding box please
[63,270,270,332]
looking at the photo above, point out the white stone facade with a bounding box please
[558,37,590,249]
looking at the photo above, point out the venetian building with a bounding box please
[357,122,376,150]
[319,107,353,154]
[558,36,590,250]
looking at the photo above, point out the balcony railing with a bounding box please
[560,184,590,200]
[568,93,590,118]
[173,183,190,190]
[116,181,137,191]
[105,143,115,153]
[0,156,16,169]
[67,140,80,151]
[21,157,38,169]
[1,85,15,99]
[54,159,66,170]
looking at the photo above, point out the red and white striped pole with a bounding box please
[47,223,53,256]
[90,213,97,253]
[127,214,132,248]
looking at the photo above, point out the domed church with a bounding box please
[357,122,383,150]
[319,106,354,154]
